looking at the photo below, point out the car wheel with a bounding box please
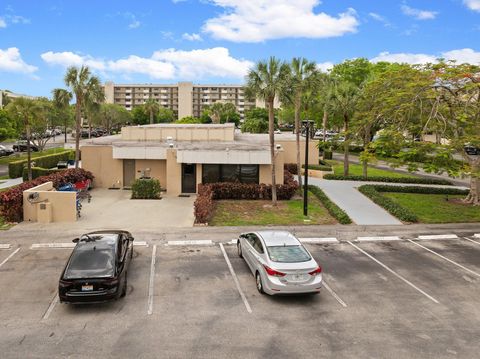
[237,241,243,258]
[255,272,264,294]
[120,274,127,297]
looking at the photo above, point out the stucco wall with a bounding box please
[121,124,235,142]
[82,146,123,188]
[166,149,182,195]
[278,140,319,165]
[135,160,167,189]
[259,150,285,185]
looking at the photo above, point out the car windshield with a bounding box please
[267,245,311,263]
[64,238,117,279]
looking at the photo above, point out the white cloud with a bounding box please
[182,33,203,41]
[202,0,359,42]
[369,12,391,27]
[316,62,334,72]
[0,18,6,28]
[41,47,253,80]
[128,19,141,29]
[464,0,480,11]
[0,47,38,74]
[401,5,438,20]
[9,15,30,24]
[371,48,480,65]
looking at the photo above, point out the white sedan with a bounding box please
[237,231,322,295]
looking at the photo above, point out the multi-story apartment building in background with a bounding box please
[103,81,258,120]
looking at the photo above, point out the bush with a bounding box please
[22,167,63,181]
[8,150,75,178]
[194,171,299,224]
[131,178,161,199]
[0,168,94,223]
[323,150,333,160]
[308,185,352,224]
[367,185,469,195]
[302,164,332,172]
[284,163,298,175]
[323,174,453,185]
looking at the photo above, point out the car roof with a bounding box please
[254,231,300,247]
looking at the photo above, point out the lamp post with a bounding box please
[302,120,313,217]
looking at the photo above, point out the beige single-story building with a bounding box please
[81,123,318,196]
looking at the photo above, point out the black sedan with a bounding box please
[12,140,39,152]
[59,230,134,304]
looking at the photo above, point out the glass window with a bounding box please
[267,246,311,263]
[202,164,258,184]
[221,165,240,182]
[202,164,220,183]
[240,165,258,183]
[252,237,264,254]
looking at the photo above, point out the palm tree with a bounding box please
[5,98,39,181]
[144,99,160,125]
[246,57,290,205]
[52,88,72,143]
[288,58,318,193]
[84,82,105,138]
[64,66,102,168]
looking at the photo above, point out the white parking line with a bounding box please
[147,245,157,315]
[463,237,480,246]
[355,236,401,242]
[406,239,480,278]
[299,238,339,244]
[133,241,148,247]
[31,243,75,249]
[0,248,20,269]
[0,244,11,250]
[347,241,439,304]
[417,234,458,240]
[41,292,59,322]
[219,243,252,314]
[322,280,347,308]
[474,234,480,239]
[167,240,213,246]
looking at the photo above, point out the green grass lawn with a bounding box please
[0,215,11,230]
[210,192,337,226]
[383,193,480,223]
[0,147,68,165]
[326,160,417,179]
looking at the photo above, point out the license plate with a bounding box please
[288,274,307,282]
[82,285,94,291]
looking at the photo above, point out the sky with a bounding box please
[1,0,480,97]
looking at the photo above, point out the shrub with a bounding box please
[131,178,161,199]
[302,164,332,172]
[22,167,63,181]
[194,184,215,224]
[8,150,75,178]
[367,185,468,195]
[284,163,298,175]
[323,174,453,185]
[0,168,94,223]
[308,185,352,224]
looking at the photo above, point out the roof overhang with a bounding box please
[176,150,271,164]
[112,146,167,160]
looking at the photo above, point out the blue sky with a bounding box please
[1,0,479,97]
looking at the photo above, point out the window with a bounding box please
[202,164,259,184]
[267,246,311,263]
[252,237,264,254]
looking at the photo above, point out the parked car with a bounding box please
[59,230,134,304]
[237,231,322,295]
[12,140,39,152]
[464,145,480,156]
[0,145,14,157]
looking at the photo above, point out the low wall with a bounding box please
[23,181,77,223]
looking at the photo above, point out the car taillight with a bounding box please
[104,278,119,286]
[263,265,286,277]
[308,267,322,276]
[59,279,73,288]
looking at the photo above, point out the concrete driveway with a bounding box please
[12,188,195,233]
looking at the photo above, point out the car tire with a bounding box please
[255,272,264,294]
[120,274,127,298]
[237,241,243,258]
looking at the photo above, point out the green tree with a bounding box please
[0,108,18,141]
[176,116,204,124]
[84,84,105,138]
[100,104,131,133]
[131,105,149,125]
[144,99,160,125]
[158,107,175,123]
[246,57,290,205]
[64,66,102,168]
[52,88,73,142]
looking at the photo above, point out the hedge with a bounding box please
[286,161,333,175]
[358,185,469,223]
[22,167,63,181]
[131,178,161,199]
[8,150,75,179]
[323,174,453,185]
[0,168,94,223]
[308,185,352,224]
[194,171,299,224]
[302,164,333,172]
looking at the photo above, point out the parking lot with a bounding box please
[0,235,479,358]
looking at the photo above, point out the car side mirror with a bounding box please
[72,238,79,243]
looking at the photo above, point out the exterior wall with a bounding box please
[166,149,182,195]
[178,82,193,119]
[81,145,123,188]
[259,150,285,185]
[104,82,114,104]
[135,160,167,188]
[121,124,235,142]
[196,163,202,188]
[278,140,319,165]
[23,182,77,223]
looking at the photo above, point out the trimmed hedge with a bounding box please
[323,174,453,185]
[131,178,161,199]
[358,185,469,223]
[22,167,63,181]
[8,150,75,179]
[0,168,94,222]
[303,164,333,172]
[194,171,299,224]
[308,185,352,224]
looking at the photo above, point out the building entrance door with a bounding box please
[123,159,136,188]
[181,163,196,193]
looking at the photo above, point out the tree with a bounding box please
[241,108,275,133]
[246,57,290,205]
[131,105,149,125]
[52,88,73,142]
[6,98,40,180]
[176,116,204,124]
[99,104,131,133]
[158,107,175,123]
[84,84,104,138]
[144,99,160,125]
[64,66,102,168]
[0,108,18,141]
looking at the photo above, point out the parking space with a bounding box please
[0,236,480,358]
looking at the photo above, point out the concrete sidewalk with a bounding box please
[0,177,23,189]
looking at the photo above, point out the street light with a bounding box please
[302,120,314,217]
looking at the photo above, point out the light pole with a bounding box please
[302,120,313,217]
